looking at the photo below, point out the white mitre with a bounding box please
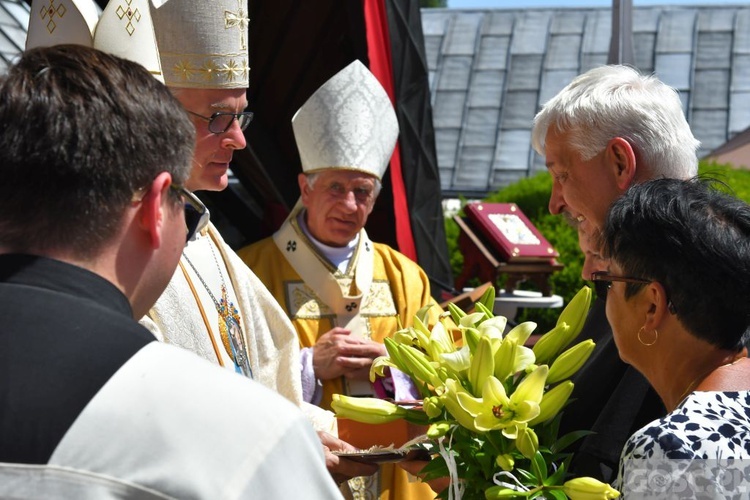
[291,60,399,181]
[151,0,249,89]
[26,0,163,82]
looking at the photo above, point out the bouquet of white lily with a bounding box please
[332,286,620,500]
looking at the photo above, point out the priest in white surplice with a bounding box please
[239,60,441,500]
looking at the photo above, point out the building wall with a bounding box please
[423,5,750,198]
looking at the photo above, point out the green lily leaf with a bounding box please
[551,429,595,454]
[544,488,568,500]
[531,450,547,483]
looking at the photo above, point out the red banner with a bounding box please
[364,0,417,261]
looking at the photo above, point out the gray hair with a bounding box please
[532,65,700,180]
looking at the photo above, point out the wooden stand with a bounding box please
[453,216,563,296]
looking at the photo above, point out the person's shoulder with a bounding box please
[237,235,276,265]
[372,242,424,269]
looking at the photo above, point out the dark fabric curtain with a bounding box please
[384,0,454,295]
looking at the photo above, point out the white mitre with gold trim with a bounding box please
[26,0,163,82]
[151,0,249,89]
[291,60,399,181]
[26,0,99,48]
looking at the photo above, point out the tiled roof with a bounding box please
[423,5,750,197]
[0,0,28,71]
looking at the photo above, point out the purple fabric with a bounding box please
[299,347,322,405]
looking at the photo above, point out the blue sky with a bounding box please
[449,0,740,7]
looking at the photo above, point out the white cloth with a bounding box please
[141,223,303,406]
[141,224,337,434]
[0,343,341,499]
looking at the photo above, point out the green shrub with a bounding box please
[444,161,750,331]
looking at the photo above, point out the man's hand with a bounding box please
[313,328,387,381]
[318,431,378,484]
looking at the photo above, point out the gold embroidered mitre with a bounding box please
[26,0,163,82]
[150,0,249,89]
[291,60,399,181]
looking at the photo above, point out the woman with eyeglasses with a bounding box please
[592,177,750,496]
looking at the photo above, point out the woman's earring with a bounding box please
[637,327,658,346]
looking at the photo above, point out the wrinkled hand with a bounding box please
[318,431,378,484]
[313,328,387,381]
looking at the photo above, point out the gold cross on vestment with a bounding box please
[224,0,249,51]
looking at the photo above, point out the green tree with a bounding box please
[420,0,447,7]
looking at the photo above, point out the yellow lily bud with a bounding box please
[427,421,452,438]
[478,284,496,312]
[485,486,524,498]
[515,426,539,459]
[495,453,515,471]
[528,380,574,426]
[463,327,481,353]
[384,337,408,373]
[474,301,495,321]
[469,336,495,396]
[563,477,620,500]
[447,301,467,324]
[555,285,592,342]
[399,344,442,387]
[546,339,595,384]
[531,322,571,365]
[493,337,516,382]
[532,286,592,364]
[411,315,431,350]
[331,394,406,424]
[423,396,444,418]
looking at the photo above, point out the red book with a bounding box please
[464,202,559,263]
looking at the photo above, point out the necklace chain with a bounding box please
[182,239,252,379]
[676,352,746,406]
[183,241,225,309]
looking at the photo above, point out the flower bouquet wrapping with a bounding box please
[332,286,619,500]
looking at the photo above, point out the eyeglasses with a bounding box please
[186,110,254,134]
[170,184,209,242]
[590,271,651,299]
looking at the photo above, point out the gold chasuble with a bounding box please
[240,214,438,410]
[240,213,440,500]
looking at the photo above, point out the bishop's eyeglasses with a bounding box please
[186,110,254,134]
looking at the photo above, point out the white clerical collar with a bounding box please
[296,210,358,274]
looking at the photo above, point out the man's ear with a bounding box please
[139,172,173,250]
[607,137,637,191]
[298,173,310,207]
